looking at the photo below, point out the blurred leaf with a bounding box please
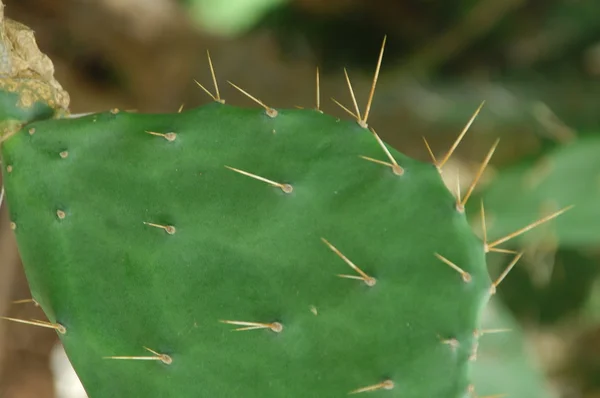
[584,278,600,323]
[478,135,600,248]
[183,0,290,37]
[488,248,600,325]
[473,299,555,397]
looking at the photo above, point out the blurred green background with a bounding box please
[0,0,598,397]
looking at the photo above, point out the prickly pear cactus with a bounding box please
[474,300,553,398]
[476,135,599,331]
[0,16,569,398]
[480,135,600,248]
[1,100,493,397]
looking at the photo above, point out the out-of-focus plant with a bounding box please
[180,0,289,37]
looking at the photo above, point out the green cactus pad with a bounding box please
[472,299,552,398]
[1,103,492,397]
[479,136,599,248]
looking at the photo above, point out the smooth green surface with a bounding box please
[2,104,490,397]
[479,136,598,248]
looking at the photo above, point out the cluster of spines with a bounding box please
[0,37,573,398]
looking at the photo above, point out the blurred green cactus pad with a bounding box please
[480,136,598,249]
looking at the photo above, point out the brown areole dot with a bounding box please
[165,225,176,235]
[159,354,173,365]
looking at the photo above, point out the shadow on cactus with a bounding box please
[0,18,572,398]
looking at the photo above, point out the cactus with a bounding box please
[490,247,600,326]
[478,135,600,249]
[475,134,600,332]
[472,300,553,398]
[0,17,572,398]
